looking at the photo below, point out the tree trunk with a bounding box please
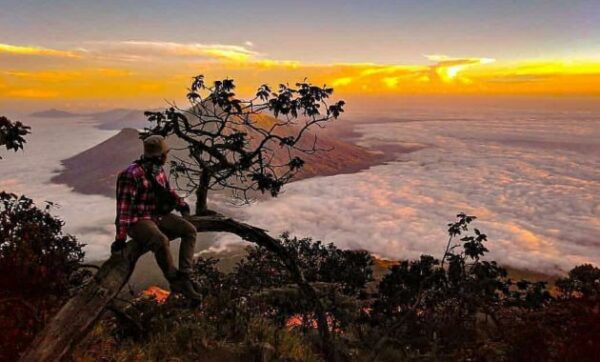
[195,170,210,214]
[20,212,332,362]
[20,239,149,362]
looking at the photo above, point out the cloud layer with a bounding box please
[1,103,598,275]
[214,106,600,274]
[0,116,119,258]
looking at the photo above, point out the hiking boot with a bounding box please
[178,272,205,295]
[110,239,127,254]
[168,273,203,301]
[189,277,205,295]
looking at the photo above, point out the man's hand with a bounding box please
[179,204,191,219]
[110,239,127,253]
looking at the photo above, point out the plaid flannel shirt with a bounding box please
[114,162,188,241]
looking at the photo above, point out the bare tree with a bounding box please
[143,75,345,214]
[21,76,346,361]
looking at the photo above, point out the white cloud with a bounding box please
[0,116,119,260]
[215,111,600,275]
[3,107,598,275]
[84,40,261,62]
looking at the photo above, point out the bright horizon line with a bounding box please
[1,40,600,111]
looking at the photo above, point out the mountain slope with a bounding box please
[51,123,388,198]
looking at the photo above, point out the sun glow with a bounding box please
[438,65,466,82]
[1,40,599,108]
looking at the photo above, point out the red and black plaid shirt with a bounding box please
[114,162,188,241]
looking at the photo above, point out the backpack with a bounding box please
[149,174,177,215]
[142,165,178,215]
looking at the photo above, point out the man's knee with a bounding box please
[178,219,197,240]
[149,233,170,252]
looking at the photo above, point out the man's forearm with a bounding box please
[115,224,129,241]
[178,202,190,214]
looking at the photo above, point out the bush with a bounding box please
[0,192,85,360]
[68,214,600,361]
[0,116,30,159]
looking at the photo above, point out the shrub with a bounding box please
[68,214,600,361]
[0,192,85,360]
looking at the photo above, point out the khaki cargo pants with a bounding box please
[128,213,197,278]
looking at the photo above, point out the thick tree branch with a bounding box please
[20,212,332,362]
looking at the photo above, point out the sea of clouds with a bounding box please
[215,105,600,274]
[1,103,598,274]
[0,115,119,258]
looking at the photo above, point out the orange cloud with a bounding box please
[465,59,600,95]
[0,43,81,58]
[5,70,83,82]
[1,40,599,108]
[0,66,170,103]
[331,77,353,87]
[425,55,495,83]
[382,77,400,88]
[97,68,133,77]
[6,88,59,98]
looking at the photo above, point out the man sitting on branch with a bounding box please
[111,135,202,300]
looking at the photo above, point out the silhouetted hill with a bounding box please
[51,122,391,197]
[30,109,81,118]
[30,107,151,129]
[51,128,141,196]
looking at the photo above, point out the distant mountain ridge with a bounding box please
[30,109,81,118]
[30,108,151,130]
[87,108,151,130]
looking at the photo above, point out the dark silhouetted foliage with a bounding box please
[142,75,345,213]
[72,214,599,361]
[0,192,86,360]
[235,233,373,295]
[556,263,600,299]
[0,116,30,159]
[366,213,553,360]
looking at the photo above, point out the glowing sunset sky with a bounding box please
[1,0,599,110]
